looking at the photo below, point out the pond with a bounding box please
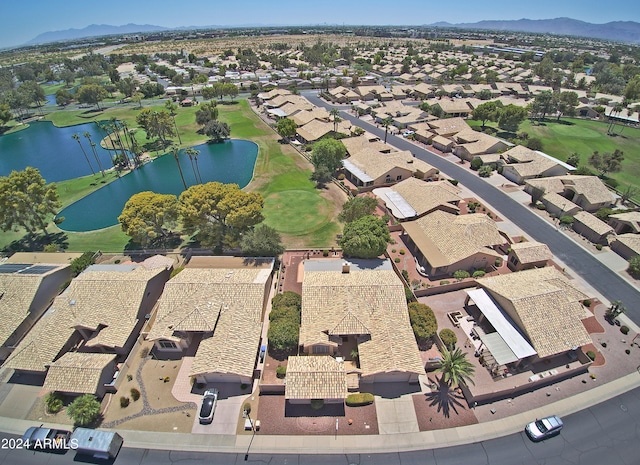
[57,140,258,232]
[0,121,117,182]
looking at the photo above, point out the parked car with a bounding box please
[21,426,72,451]
[198,388,219,424]
[525,415,563,441]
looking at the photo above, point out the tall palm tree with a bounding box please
[83,132,105,177]
[381,116,393,144]
[185,147,202,183]
[171,145,188,190]
[165,100,182,144]
[330,108,341,134]
[72,133,95,175]
[436,347,475,388]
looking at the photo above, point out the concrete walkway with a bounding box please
[375,395,420,434]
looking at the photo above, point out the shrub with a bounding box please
[345,393,375,406]
[140,347,150,359]
[401,269,409,282]
[478,165,492,177]
[130,388,140,401]
[625,349,631,355]
[583,299,592,308]
[269,306,300,324]
[394,257,401,263]
[391,248,397,253]
[126,374,133,381]
[621,325,630,335]
[45,392,64,414]
[586,350,596,361]
[535,202,546,210]
[310,399,324,410]
[408,302,437,341]
[70,252,95,277]
[596,244,603,251]
[170,266,184,279]
[453,270,470,281]
[337,173,345,180]
[67,394,101,426]
[448,179,459,186]
[470,158,483,171]
[472,270,486,278]
[405,286,416,303]
[276,365,287,378]
[120,396,130,408]
[399,249,405,255]
[440,280,450,285]
[243,402,252,414]
[268,319,299,351]
[272,291,302,311]
[439,329,457,349]
[628,256,640,277]
[494,258,502,267]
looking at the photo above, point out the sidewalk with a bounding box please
[1,371,638,454]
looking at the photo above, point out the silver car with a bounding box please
[525,415,563,441]
[198,389,219,424]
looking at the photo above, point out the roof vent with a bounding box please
[70,300,76,306]
[342,262,350,274]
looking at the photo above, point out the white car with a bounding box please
[198,389,219,424]
[525,415,563,441]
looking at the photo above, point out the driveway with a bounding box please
[191,383,250,435]
[368,383,422,434]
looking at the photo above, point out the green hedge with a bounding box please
[346,393,375,406]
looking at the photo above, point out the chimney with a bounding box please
[342,262,350,274]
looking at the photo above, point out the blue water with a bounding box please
[57,140,258,232]
[0,121,118,182]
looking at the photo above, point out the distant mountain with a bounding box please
[25,23,169,45]
[430,18,640,44]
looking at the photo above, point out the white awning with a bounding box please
[267,108,288,118]
[373,187,417,219]
[466,288,537,361]
[342,159,374,183]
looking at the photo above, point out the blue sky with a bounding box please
[1,0,639,49]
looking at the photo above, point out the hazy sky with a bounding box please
[1,0,639,49]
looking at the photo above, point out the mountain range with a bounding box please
[24,18,640,46]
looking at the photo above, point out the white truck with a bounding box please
[70,428,124,460]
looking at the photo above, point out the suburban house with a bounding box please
[42,352,118,398]
[355,85,393,101]
[525,175,617,212]
[328,86,360,103]
[500,146,572,185]
[297,118,352,143]
[290,108,330,127]
[540,192,582,218]
[608,211,640,234]
[402,210,505,278]
[372,178,462,221]
[297,259,425,391]
[452,129,511,160]
[572,211,616,245]
[507,241,553,271]
[425,117,472,138]
[0,257,74,362]
[610,234,640,260]
[342,147,438,189]
[341,134,391,156]
[147,257,274,386]
[433,98,473,117]
[412,82,437,99]
[3,259,170,397]
[285,355,348,404]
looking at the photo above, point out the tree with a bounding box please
[620,184,639,204]
[179,182,264,249]
[408,302,437,342]
[164,100,182,144]
[118,191,179,246]
[628,257,640,278]
[0,103,12,126]
[436,347,475,387]
[195,101,218,126]
[439,328,458,349]
[67,394,101,426]
[554,91,578,121]
[589,149,624,176]
[240,223,285,256]
[311,138,345,174]
[55,88,73,106]
[170,146,188,190]
[529,90,555,122]
[76,84,108,110]
[117,77,137,98]
[338,196,378,223]
[185,147,202,184]
[272,291,302,311]
[497,104,528,133]
[566,153,580,168]
[84,132,105,177]
[276,118,297,142]
[310,165,332,186]
[472,101,501,128]
[381,116,393,143]
[330,108,341,133]
[203,120,230,143]
[530,185,546,205]
[525,137,543,151]
[136,108,175,147]
[605,300,627,321]
[18,80,46,109]
[267,318,299,351]
[0,168,60,237]
[340,215,390,258]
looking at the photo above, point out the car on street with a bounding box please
[21,426,73,451]
[525,415,563,441]
[198,388,219,424]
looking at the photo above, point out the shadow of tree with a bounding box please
[423,375,467,418]
[2,231,69,254]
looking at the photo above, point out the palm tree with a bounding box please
[165,100,182,144]
[381,116,393,144]
[171,145,188,190]
[185,147,202,183]
[83,132,105,177]
[330,108,341,134]
[72,133,95,175]
[436,347,475,388]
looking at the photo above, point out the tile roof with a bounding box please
[3,266,163,372]
[573,211,615,236]
[609,212,640,233]
[285,356,347,400]
[43,352,116,395]
[427,117,471,136]
[402,210,504,268]
[477,267,592,358]
[613,233,640,255]
[527,175,616,206]
[300,265,425,378]
[297,119,351,142]
[148,267,272,380]
[0,273,48,347]
[346,148,435,181]
[510,241,552,264]
[384,178,462,217]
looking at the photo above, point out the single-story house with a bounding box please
[453,130,511,160]
[507,241,553,271]
[297,119,352,143]
[610,233,640,260]
[42,352,117,398]
[500,146,572,185]
[572,211,616,245]
[285,356,347,404]
[608,211,640,234]
[525,175,617,213]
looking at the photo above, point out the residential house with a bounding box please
[507,241,553,271]
[147,257,274,385]
[453,129,511,161]
[500,146,572,185]
[297,118,352,144]
[608,211,640,234]
[434,98,473,117]
[285,355,348,404]
[298,259,425,386]
[402,210,505,278]
[525,175,617,212]
[572,211,615,245]
[541,192,582,218]
[42,352,118,398]
[290,108,330,127]
[412,82,436,99]
[610,233,640,261]
[372,178,462,221]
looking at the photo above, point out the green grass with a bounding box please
[470,117,640,197]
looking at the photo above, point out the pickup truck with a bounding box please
[21,425,73,451]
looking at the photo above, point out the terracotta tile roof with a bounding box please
[148,267,272,380]
[402,210,504,268]
[427,117,471,136]
[346,148,436,181]
[527,175,616,206]
[609,212,640,233]
[43,352,116,395]
[386,178,462,216]
[510,241,552,264]
[3,266,163,372]
[340,135,388,156]
[614,233,640,254]
[478,267,592,358]
[297,119,351,142]
[285,356,347,400]
[290,108,330,126]
[573,211,615,236]
[300,267,425,379]
[0,274,47,347]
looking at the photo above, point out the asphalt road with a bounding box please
[302,91,640,322]
[2,386,639,464]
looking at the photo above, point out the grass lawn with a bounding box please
[470,117,640,199]
[1,98,342,252]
